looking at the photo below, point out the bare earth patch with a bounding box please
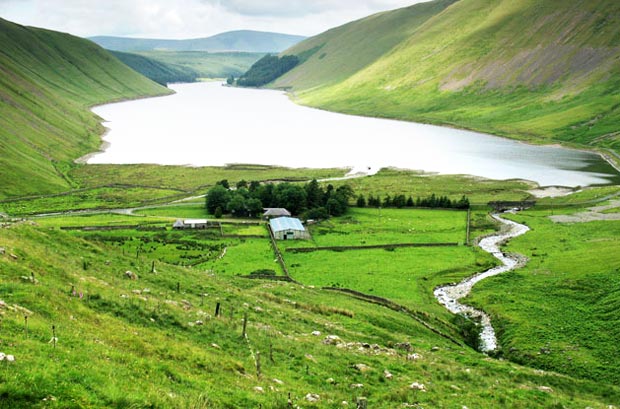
[550,200,620,223]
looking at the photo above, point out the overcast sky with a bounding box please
[0,0,430,38]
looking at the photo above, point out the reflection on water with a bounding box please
[89,82,619,187]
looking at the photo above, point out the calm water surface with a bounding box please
[89,82,619,187]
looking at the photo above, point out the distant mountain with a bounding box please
[89,30,306,53]
[273,0,620,157]
[0,17,169,198]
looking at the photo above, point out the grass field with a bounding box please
[2,187,620,406]
[467,209,620,385]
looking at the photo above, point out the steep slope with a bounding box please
[90,30,305,53]
[0,18,170,199]
[272,0,457,91]
[110,51,198,85]
[278,0,620,156]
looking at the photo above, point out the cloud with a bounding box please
[0,0,429,38]
[206,0,423,17]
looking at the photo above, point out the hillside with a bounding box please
[1,208,620,407]
[110,51,198,85]
[89,30,305,53]
[135,51,266,78]
[274,0,620,156]
[272,0,457,91]
[0,18,170,199]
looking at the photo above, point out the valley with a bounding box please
[1,0,620,407]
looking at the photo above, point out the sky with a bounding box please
[0,0,430,39]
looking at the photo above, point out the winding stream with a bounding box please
[434,212,530,352]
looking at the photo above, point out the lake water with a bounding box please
[89,82,619,187]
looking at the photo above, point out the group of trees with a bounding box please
[357,193,470,209]
[236,54,299,87]
[205,179,355,219]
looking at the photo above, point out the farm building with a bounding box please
[263,208,291,219]
[173,219,209,229]
[269,217,309,240]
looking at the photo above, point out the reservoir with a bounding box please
[89,82,619,187]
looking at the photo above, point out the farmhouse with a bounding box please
[263,208,291,219]
[173,219,209,229]
[269,217,309,240]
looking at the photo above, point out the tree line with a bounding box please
[205,179,355,219]
[356,193,470,209]
[236,54,299,87]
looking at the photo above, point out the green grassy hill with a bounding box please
[272,0,457,91]
[89,31,306,53]
[0,18,171,199]
[2,214,619,407]
[110,51,198,85]
[275,0,620,156]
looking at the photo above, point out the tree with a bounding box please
[393,194,407,208]
[226,75,234,85]
[305,179,324,209]
[236,180,248,189]
[206,185,230,214]
[274,183,307,215]
[356,195,366,208]
[246,198,264,218]
[216,179,230,189]
[214,206,223,219]
[227,193,248,217]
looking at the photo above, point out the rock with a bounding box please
[272,378,284,385]
[407,353,422,361]
[537,386,553,393]
[431,346,440,352]
[0,247,5,255]
[341,401,349,406]
[410,382,426,392]
[354,363,371,373]
[254,306,263,313]
[305,354,316,362]
[350,383,364,389]
[311,330,321,336]
[195,320,204,326]
[5,355,15,362]
[9,253,18,260]
[383,370,393,380]
[362,343,371,349]
[124,271,138,280]
[253,386,264,394]
[326,378,336,384]
[210,343,221,349]
[305,393,320,402]
[323,335,342,345]
[0,353,5,361]
[395,342,412,351]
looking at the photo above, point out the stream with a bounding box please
[434,212,530,352]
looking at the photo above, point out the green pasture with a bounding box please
[467,209,620,384]
[304,207,469,247]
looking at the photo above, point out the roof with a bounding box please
[184,219,208,225]
[263,208,291,217]
[269,217,305,232]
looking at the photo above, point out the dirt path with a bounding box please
[434,212,529,352]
